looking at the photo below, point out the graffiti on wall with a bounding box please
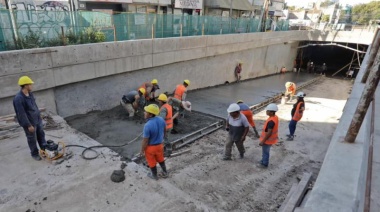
[9,0,71,41]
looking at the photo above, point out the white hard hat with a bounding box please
[227,103,240,113]
[266,103,278,112]
[296,92,306,97]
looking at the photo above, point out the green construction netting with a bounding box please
[0,10,289,51]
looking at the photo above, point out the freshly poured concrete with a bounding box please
[187,72,317,118]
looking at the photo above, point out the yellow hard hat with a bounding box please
[144,104,159,115]
[285,82,293,87]
[18,76,34,86]
[139,88,146,95]
[184,79,190,85]
[151,79,158,84]
[237,100,244,104]
[157,93,168,102]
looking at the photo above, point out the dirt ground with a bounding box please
[65,105,219,159]
[0,77,352,212]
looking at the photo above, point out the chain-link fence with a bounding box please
[0,10,289,51]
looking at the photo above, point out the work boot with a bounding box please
[287,136,294,141]
[256,163,268,168]
[159,171,169,179]
[32,155,42,161]
[240,153,244,159]
[147,172,158,180]
[222,156,232,161]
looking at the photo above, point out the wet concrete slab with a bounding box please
[65,105,219,159]
[187,72,318,118]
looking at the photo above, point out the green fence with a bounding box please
[0,9,289,51]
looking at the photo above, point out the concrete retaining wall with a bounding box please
[0,30,374,117]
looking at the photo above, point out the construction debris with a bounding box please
[110,170,126,183]
[279,172,312,212]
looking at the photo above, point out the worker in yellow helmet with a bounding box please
[13,76,47,161]
[120,88,146,117]
[158,94,173,155]
[171,80,191,128]
[140,104,168,180]
[139,79,160,101]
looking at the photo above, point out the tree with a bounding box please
[352,1,380,24]
[320,0,334,8]
[321,14,330,22]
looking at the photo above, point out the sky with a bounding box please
[285,0,374,7]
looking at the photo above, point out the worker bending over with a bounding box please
[287,92,306,141]
[285,82,296,102]
[13,76,47,161]
[224,103,249,160]
[172,80,190,124]
[259,103,279,168]
[237,100,260,138]
[120,88,146,117]
[158,94,173,155]
[140,104,168,180]
[139,79,160,101]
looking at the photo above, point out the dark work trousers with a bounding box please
[23,121,47,156]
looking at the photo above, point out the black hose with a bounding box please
[65,133,143,160]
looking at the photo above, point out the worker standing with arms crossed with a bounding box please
[157,94,173,155]
[287,92,306,141]
[140,104,168,180]
[258,103,279,168]
[224,103,249,160]
[237,100,260,138]
[13,76,47,161]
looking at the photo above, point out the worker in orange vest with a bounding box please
[258,103,279,168]
[172,80,190,126]
[158,93,173,155]
[139,79,160,101]
[285,82,296,102]
[287,92,306,141]
[237,100,260,138]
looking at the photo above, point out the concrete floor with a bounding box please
[187,72,317,117]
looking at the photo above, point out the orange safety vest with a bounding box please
[292,102,304,121]
[161,103,173,130]
[287,84,296,95]
[260,115,279,145]
[174,84,186,100]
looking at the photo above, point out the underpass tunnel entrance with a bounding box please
[295,41,368,77]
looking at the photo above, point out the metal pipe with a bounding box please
[364,99,375,212]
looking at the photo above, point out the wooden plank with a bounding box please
[281,172,312,212]
[279,183,299,212]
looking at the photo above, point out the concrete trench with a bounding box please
[65,72,319,160]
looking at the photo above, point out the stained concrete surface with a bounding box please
[65,105,219,159]
[187,72,317,117]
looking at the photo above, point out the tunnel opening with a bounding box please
[295,41,368,77]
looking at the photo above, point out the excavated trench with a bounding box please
[65,72,319,160]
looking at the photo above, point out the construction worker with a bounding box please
[237,100,260,138]
[321,63,327,76]
[13,76,47,161]
[235,62,242,82]
[172,80,190,124]
[158,94,173,154]
[120,88,146,117]
[258,103,279,168]
[139,79,160,101]
[287,92,306,141]
[224,103,249,160]
[280,66,287,74]
[140,104,168,180]
[285,82,296,102]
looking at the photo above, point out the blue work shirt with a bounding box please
[143,116,166,145]
[13,91,42,128]
[238,103,250,111]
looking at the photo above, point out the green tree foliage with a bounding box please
[321,14,330,22]
[320,0,335,8]
[352,1,380,24]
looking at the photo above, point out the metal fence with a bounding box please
[0,10,289,51]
